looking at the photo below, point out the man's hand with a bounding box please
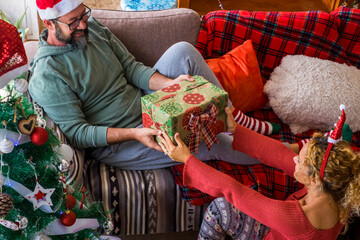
[172,74,195,85]
[134,128,163,152]
[158,132,191,163]
[148,72,194,91]
[107,127,162,151]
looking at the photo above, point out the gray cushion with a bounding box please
[92,8,201,66]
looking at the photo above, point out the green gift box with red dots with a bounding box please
[141,75,228,146]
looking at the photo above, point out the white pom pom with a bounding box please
[340,104,346,111]
[0,138,14,154]
[14,79,29,93]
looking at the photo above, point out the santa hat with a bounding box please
[320,104,346,181]
[36,0,84,20]
[0,20,28,89]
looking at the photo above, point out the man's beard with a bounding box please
[54,23,89,49]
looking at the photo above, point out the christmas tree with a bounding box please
[0,19,115,240]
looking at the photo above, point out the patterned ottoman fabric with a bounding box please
[196,10,351,80]
[120,0,178,11]
[84,159,208,235]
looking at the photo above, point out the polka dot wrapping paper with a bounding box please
[141,75,228,153]
[0,20,27,78]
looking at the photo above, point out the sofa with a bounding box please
[24,6,360,239]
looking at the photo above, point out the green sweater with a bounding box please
[29,17,155,148]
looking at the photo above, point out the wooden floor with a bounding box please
[189,0,329,16]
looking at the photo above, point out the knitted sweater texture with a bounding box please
[183,125,343,239]
[29,17,155,148]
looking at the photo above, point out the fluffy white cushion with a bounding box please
[264,55,360,134]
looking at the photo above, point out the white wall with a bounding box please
[0,0,39,40]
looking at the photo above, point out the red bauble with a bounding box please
[60,210,76,226]
[30,127,48,145]
[64,194,76,210]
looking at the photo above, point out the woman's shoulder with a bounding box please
[301,194,339,230]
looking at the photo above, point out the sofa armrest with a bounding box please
[92,8,201,67]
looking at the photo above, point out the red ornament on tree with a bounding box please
[60,210,76,226]
[64,194,76,210]
[30,127,49,146]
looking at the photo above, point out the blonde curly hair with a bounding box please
[303,132,360,231]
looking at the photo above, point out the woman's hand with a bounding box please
[226,107,236,134]
[158,132,191,163]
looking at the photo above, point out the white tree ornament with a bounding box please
[14,78,29,93]
[0,138,14,154]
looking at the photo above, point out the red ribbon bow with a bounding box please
[188,103,219,155]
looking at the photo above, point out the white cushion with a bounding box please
[264,55,360,134]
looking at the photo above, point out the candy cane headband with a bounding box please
[319,104,346,181]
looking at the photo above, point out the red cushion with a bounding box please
[331,6,360,68]
[196,10,351,80]
[205,40,267,112]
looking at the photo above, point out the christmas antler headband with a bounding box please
[319,104,346,181]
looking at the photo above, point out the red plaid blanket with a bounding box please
[331,6,360,68]
[195,9,351,80]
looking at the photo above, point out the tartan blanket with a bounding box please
[195,9,351,80]
[331,6,360,68]
[171,109,360,206]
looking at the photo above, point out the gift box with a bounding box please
[141,75,228,154]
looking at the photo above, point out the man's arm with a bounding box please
[148,72,194,91]
[107,127,163,152]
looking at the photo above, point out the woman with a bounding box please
[158,107,360,239]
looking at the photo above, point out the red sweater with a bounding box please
[183,125,343,239]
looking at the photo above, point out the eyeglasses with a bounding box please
[53,5,91,30]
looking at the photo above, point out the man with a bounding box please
[30,0,260,170]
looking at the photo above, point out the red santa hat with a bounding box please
[36,0,84,20]
[320,104,346,181]
[0,20,28,89]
